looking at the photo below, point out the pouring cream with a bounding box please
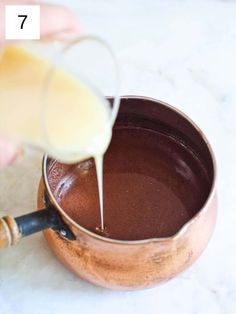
[0,45,114,230]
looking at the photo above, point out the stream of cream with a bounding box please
[94,155,104,230]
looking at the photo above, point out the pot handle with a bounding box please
[0,207,76,249]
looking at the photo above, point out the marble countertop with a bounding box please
[0,0,235,313]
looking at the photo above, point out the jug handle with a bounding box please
[0,207,76,249]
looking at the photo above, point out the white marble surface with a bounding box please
[0,0,236,313]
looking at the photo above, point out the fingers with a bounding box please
[0,138,23,169]
[0,1,81,46]
[40,4,81,41]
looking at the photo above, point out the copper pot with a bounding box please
[0,96,217,290]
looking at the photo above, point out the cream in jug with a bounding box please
[0,45,114,230]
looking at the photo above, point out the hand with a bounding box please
[0,0,81,45]
[0,0,81,168]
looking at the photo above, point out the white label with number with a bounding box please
[5,5,40,40]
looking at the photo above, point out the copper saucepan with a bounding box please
[0,96,217,290]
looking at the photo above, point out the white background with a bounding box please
[0,0,235,314]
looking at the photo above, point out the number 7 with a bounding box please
[18,15,28,29]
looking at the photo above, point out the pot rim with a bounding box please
[42,95,217,245]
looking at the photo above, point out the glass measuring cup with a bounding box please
[0,35,120,163]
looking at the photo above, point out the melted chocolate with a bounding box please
[50,126,210,240]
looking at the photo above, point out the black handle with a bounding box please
[15,204,76,241]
